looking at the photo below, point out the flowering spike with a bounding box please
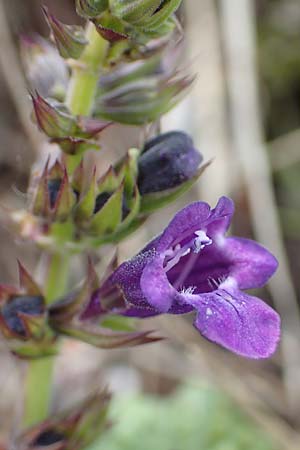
[18,390,111,449]
[42,6,87,60]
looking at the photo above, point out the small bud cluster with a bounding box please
[11,132,205,249]
[76,0,181,43]
[0,263,56,358]
[16,391,111,449]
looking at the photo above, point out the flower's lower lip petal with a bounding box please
[223,237,278,289]
[141,257,178,313]
[192,288,280,359]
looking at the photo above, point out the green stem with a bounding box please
[22,22,108,430]
[45,252,70,304]
[66,23,109,116]
[22,357,54,428]
[65,23,108,171]
[22,252,70,429]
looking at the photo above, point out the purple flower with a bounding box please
[103,197,280,359]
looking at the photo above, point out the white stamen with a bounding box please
[181,248,191,257]
[181,286,196,295]
[163,230,212,279]
[193,230,213,253]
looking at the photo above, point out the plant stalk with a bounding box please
[22,22,108,429]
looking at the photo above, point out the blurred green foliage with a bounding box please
[88,382,275,450]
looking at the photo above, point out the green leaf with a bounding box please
[117,148,139,199]
[90,184,123,234]
[143,0,181,31]
[87,215,146,247]
[53,320,159,349]
[75,173,97,221]
[118,185,141,231]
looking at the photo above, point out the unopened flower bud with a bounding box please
[0,263,57,358]
[42,6,87,60]
[138,131,203,194]
[18,391,111,450]
[1,295,44,337]
[76,0,108,18]
[95,75,191,125]
[94,191,129,218]
[20,35,68,99]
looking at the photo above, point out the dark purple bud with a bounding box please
[94,192,111,214]
[137,131,203,195]
[32,429,64,447]
[94,191,130,219]
[1,295,44,336]
[47,178,62,209]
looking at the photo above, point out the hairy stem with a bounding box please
[22,253,70,429]
[65,23,108,171]
[22,357,54,429]
[45,252,70,304]
[66,22,108,116]
[22,21,108,431]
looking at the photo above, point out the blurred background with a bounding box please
[0,0,300,449]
